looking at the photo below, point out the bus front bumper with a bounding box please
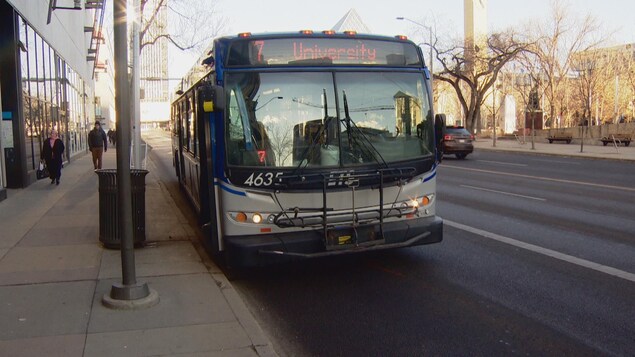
[224,216,443,268]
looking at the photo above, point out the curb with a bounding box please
[473,142,635,163]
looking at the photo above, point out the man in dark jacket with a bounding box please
[88,120,108,169]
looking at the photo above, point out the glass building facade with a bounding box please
[18,18,90,170]
[0,0,94,194]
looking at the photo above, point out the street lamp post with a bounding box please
[492,81,497,147]
[396,17,433,95]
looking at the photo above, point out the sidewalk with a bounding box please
[473,137,635,162]
[0,149,276,356]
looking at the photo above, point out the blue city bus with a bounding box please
[171,31,443,269]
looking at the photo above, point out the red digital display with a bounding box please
[292,42,377,61]
[257,150,266,163]
[227,37,422,67]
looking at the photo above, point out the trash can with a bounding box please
[95,169,149,249]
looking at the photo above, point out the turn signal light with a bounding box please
[236,212,247,222]
[421,196,430,206]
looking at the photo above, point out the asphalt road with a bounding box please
[145,131,635,356]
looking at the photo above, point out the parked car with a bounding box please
[442,126,474,159]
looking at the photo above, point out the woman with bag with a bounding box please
[41,129,65,185]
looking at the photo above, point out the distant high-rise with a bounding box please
[140,0,169,102]
[464,0,488,71]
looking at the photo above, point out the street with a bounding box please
[144,131,635,356]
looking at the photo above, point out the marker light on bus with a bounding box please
[420,195,431,206]
[343,30,357,36]
[252,213,263,224]
[395,35,408,41]
[322,30,336,35]
[299,29,313,35]
[238,32,251,38]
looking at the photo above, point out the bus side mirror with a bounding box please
[200,84,225,112]
[434,113,446,162]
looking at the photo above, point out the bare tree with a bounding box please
[623,53,635,121]
[266,123,294,166]
[572,55,602,125]
[139,0,227,54]
[435,30,528,133]
[519,0,604,128]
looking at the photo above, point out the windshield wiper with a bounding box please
[342,90,389,168]
[292,89,332,175]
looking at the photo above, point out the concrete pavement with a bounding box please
[473,136,635,161]
[0,148,277,356]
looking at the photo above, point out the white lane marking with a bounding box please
[530,158,581,165]
[460,184,547,201]
[478,160,528,167]
[445,219,635,283]
[442,165,635,192]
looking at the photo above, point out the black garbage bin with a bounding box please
[95,169,149,249]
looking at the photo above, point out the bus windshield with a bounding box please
[225,71,433,168]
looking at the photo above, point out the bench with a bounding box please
[600,134,631,147]
[547,135,572,144]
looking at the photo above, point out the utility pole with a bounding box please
[104,0,157,308]
[492,81,497,147]
[396,17,433,106]
[131,0,142,169]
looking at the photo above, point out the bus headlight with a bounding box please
[252,213,263,224]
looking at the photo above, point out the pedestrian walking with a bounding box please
[42,129,65,185]
[109,129,117,147]
[88,120,108,169]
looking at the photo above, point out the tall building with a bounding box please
[0,0,105,198]
[139,0,169,126]
[464,0,488,71]
[140,0,168,102]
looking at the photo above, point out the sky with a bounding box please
[168,0,635,81]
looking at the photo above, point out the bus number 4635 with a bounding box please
[244,172,283,187]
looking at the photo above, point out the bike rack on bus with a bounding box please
[272,167,417,249]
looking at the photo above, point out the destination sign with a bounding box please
[226,38,422,67]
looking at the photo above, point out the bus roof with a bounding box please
[216,31,414,43]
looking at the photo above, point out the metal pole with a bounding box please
[108,0,150,302]
[531,111,535,150]
[0,83,6,191]
[429,27,433,104]
[580,125,584,153]
[614,75,619,123]
[131,0,142,168]
[492,83,497,147]
[396,16,433,102]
